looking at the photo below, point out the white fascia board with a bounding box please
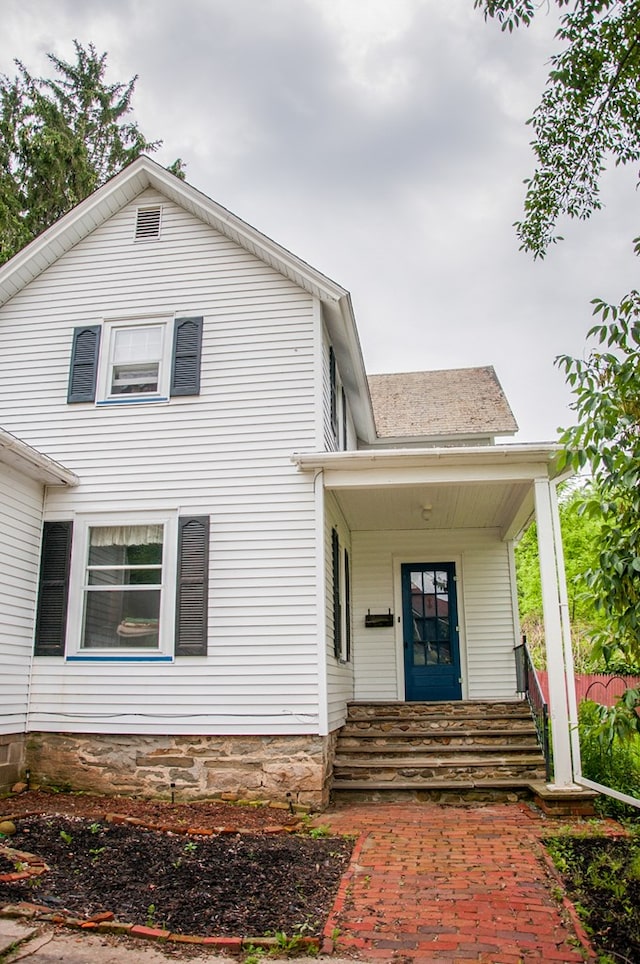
[0,155,350,311]
[0,428,79,486]
[366,432,517,449]
[293,443,564,476]
[321,292,376,444]
[0,166,150,307]
[144,161,350,302]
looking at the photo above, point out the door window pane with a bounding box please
[410,567,453,665]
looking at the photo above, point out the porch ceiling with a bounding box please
[332,480,534,537]
[292,444,565,540]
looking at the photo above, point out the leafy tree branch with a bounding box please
[475,0,640,256]
[0,40,183,265]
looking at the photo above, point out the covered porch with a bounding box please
[295,444,583,796]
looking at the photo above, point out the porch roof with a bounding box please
[0,427,79,486]
[292,443,568,540]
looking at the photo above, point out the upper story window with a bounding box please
[103,320,171,400]
[67,316,203,405]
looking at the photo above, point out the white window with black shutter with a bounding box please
[67,316,203,404]
[34,513,210,660]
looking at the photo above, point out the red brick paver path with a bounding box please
[321,801,595,963]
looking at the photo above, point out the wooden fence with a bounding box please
[537,672,640,707]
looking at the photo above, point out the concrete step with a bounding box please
[335,740,541,755]
[345,700,532,722]
[333,763,548,783]
[337,731,538,748]
[333,701,547,797]
[335,752,544,768]
[332,777,538,791]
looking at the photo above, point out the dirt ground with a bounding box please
[0,791,353,941]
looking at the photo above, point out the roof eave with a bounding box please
[0,428,79,486]
[0,155,353,310]
[0,156,377,442]
[365,428,519,447]
[292,442,569,480]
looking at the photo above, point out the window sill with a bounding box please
[66,655,173,662]
[96,397,169,406]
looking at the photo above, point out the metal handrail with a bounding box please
[515,636,552,781]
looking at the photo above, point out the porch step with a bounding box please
[337,738,541,753]
[345,700,533,721]
[331,777,537,791]
[332,700,547,796]
[340,723,538,752]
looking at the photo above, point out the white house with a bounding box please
[0,157,585,809]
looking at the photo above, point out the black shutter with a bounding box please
[329,346,338,442]
[175,516,209,656]
[332,527,341,659]
[67,326,101,403]
[34,521,72,656]
[170,317,203,396]
[344,548,351,662]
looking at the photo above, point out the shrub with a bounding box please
[578,698,640,821]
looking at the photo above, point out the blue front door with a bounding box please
[401,563,462,701]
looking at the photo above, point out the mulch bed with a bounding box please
[0,792,353,938]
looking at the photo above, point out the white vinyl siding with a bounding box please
[0,189,320,735]
[0,464,43,734]
[351,528,519,702]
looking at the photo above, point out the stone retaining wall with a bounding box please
[0,734,25,794]
[25,732,337,809]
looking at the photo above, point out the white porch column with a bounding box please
[533,478,576,788]
[549,481,582,775]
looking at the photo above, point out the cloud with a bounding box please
[1,0,637,439]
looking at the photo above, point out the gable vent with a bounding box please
[135,205,162,241]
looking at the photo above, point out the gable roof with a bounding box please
[0,155,376,442]
[368,366,518,442]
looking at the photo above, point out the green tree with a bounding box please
[476,1,640,672]
[474,0,640,257]
[515,482,608,670]
[556,297,640,669]
[0,40,183,265]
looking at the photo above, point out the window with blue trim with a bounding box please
[34,513,210,659]
[100,319,172,402]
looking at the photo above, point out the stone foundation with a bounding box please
[0,733,26,794]
[26,731,338,810]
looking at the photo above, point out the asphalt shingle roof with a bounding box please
[367,366,518,440]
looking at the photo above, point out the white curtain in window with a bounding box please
[89,525,163,547]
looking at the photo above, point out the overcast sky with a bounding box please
[2,0,637,441]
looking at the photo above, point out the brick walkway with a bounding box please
[320,801,595,963]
